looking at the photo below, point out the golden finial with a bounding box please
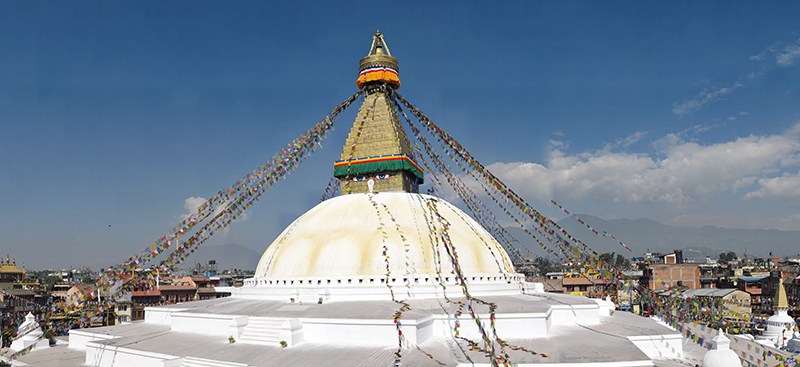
[357,30,400,90]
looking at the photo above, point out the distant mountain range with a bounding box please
[194,217,800,271]
[504,215,800,261]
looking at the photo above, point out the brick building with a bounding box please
[641,263,702,290]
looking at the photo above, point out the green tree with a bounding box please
[719,251,737,263]
[43,275,61,291]
[615,254,630,268]
[82,275,93,284]
[599,252,615,265]
[533,257,560,276]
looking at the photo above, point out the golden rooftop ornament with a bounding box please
[357,30,400,90]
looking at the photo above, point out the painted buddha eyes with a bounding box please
[351,173,392,182]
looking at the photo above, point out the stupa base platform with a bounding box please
[28,292,706,367]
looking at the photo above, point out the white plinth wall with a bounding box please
[65,283,686,367]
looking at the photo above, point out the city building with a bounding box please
[642,263,703,290]
[682,288,751,318]
[0,255,25,290]
[114,294,133,324]
[560,277,610,298]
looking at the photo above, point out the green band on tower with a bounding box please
[334,154,424,182]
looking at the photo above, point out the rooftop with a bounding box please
[682,288,741,298]
[738,276,769,282]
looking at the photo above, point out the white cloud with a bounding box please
[750,41,783,64]
[549,139,568,150]
[750,38,800,67]
[615,131,647,148]
[178,196,250,237]
[731,176,757,193]
[743,170,800,209]
[672,99,702,117]
[485,124,800,208]
[739,111,748,116]
[180,196,207,221]
[672,83,743,116]
[650,133,684,152]
[689,122,723,134]
[552,130,564,136]
[777,44,800,66]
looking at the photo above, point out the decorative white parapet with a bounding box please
[592,295,616,317]
[83,342,183,367]
[235,273,526,303]
[68,329,119,351]
[9,312,50,353]
[627,333,684,360]
[524,282,545,293]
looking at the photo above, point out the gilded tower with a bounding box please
[333,31,424,194]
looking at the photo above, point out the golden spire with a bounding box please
[357,30,400,90]
[777,277,788,310]
[335,31,422,194]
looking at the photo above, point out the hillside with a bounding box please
[503,215,800,261]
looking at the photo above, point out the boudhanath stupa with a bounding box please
[11,31,705,367]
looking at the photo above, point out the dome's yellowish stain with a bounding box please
[256,193,516,278]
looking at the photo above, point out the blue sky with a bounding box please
[2,1,799,270]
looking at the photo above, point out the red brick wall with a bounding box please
[649,264,700,290]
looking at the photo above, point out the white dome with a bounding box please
[763,309,796,347]
[255,192,516,278]
[238,192,524,302]
[702,331,741,367]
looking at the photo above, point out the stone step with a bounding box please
[238,317,286,345]
[181,356,249,367]
[239,332,280,342]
